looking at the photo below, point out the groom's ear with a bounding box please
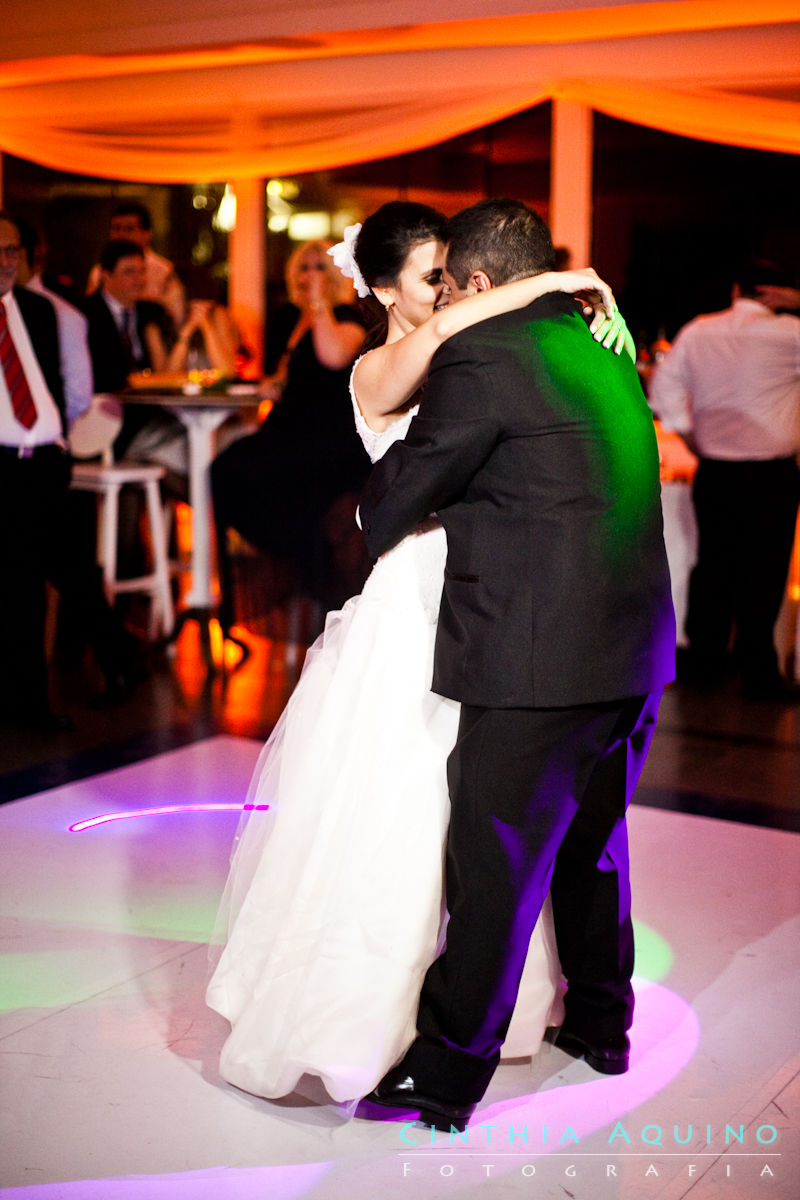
[468,269,494,294]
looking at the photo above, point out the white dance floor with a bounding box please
[1,736,798,1200]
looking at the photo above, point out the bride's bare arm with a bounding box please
[354,268,619,427]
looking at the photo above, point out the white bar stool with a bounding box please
[68,395,175,641]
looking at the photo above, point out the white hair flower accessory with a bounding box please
[327,223,370,298]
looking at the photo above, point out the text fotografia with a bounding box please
[398,1122,779,1149]
[399,1162,779,1180]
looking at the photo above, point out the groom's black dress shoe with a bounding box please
[547,1026,630,1075]
[365,1071,476,1132]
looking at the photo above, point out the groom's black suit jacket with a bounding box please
[360,293,676,708]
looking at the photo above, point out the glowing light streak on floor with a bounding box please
[69,802,270,832]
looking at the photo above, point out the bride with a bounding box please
[206,201,628,1105]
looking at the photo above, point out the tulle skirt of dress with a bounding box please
[206,524,563,1104]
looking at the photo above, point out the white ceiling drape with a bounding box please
[2,1,799,182]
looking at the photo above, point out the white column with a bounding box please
[549,100,593,268]
[228,177,265,377]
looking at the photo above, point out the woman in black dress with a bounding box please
[211,239,369,617]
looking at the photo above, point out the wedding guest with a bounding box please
[211,239,370,614]
[166,297,239,376]
[82,240,172,458]
[649,257,800,701]
[0,211,142,728]
[15,218,93,427]
[86,201,185,330]
[81,239,180,578]
[125,283,250,490]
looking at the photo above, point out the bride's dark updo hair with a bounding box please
[354,201,448,348]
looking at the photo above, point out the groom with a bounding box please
[358,199,675,1130]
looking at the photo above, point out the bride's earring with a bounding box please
[372,286,394,311]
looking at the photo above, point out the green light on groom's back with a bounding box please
[520,312,661,566]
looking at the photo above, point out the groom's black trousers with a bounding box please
[408,691,662,1101]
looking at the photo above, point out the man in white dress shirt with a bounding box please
[649,258,800,700]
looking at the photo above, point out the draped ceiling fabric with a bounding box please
[2,0,799,183]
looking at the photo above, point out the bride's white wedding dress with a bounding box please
[206,391,563,1104]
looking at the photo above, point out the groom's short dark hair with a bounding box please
[446,199,555,290]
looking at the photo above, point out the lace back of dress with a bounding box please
[349,362,418,464]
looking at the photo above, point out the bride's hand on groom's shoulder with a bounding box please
[554,267,615,317]
[547,267,630,356]
[566,272,631,359]
[586,304,630,356]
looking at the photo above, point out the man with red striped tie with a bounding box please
[0,211,146,731]
[0,209,75,729]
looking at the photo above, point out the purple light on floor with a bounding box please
[69,803,269,832]
[477,978,701,1151]
[0,1162,332,1198]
